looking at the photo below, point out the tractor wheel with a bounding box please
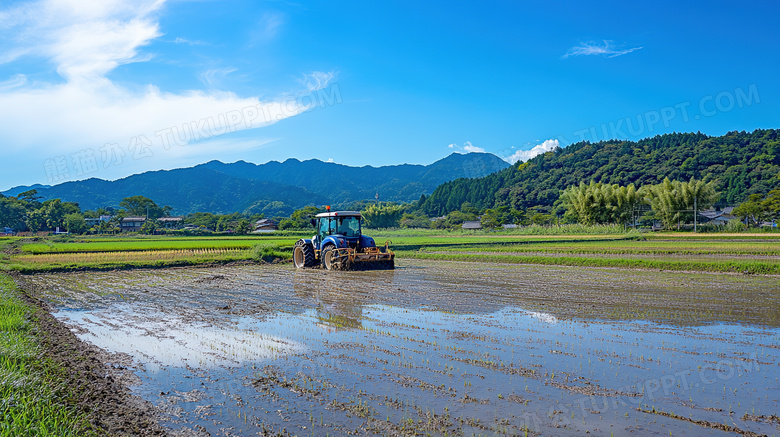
[322,245,335,270]
[293,240,316,268]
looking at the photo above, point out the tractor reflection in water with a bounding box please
[292,270,367,331]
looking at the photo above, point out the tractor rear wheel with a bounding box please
[293,240,316,268]
[322,245,335,270]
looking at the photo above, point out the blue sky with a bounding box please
[0,0,778,190]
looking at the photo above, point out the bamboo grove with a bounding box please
[560,177,718,229]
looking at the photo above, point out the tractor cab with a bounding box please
[311,211,365,251]
[316,212,361,240]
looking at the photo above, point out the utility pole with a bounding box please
[694,195,697,232]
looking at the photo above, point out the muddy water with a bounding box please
[31,261,780,436]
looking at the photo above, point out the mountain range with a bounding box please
[2,153,510,216]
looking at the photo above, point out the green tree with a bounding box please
[96,219,116,234]
[641,177,717,230]
[62,202,80,215]
[733,194,767,226]
[280,206,322,230]
[0,197,27,229]
[140,219,158,235]
[559,181,602,225]
[17,189,42,203]
[63,213,87,234]
[42,199,66,230]
[763,189,780,219]
[460,202,479,215]
[215,217,227,232]
[235,219,251,235]
[119,196,169,219]
[186,212,219,229]
[680,177,719,227]
[444,210,476,228]
[480,209,502,229]
[362,203,404,228]
[25,209,45,233]
[399,211,431,228]
[530,213,553,225]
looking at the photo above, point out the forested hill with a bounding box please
[421,129,780,216]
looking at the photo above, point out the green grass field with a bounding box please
[0,274,97,436]
[2,229,779,274]
[19,236,296,254]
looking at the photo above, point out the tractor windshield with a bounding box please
[336,216,361,237]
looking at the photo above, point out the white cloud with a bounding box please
[298,71,335,92]
[503,139,559,164]
[562,40,642,59]
[172,37,207,46]
[250,12,284,45]
[200,67,238,89]
[0,74,27,91]
[463,141,485,153]
[449,141,485,154]
[0,0,332,185]
[0,0,165,82]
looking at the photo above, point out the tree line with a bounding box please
[0,191,262,235]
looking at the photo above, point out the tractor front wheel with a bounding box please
[293,240,316,268]
[322,245,335,270]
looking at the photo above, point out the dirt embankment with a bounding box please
[13,273,168,437]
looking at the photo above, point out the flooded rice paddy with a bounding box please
[30,261,780,436]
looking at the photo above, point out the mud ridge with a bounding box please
[13,273,169,436]
[637,407,765,436]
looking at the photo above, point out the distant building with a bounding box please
[85,215,113,228]
[462,221,482,230]
[253,218,278,233]
[1,226,14,236]
[502,224,518,229]
[698,208,736,226]
[158,216,184,229]
[120,216,146,232]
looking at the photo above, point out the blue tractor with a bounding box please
[293,210,394,270]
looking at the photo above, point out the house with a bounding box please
[462,221,482,230]
[0,226,14,236]
[85,215,113,228]
[698,208,737,226]
[502,224,518,229]
[120,216,146,232]
[253,218,278,233]
[158,216,184,229]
